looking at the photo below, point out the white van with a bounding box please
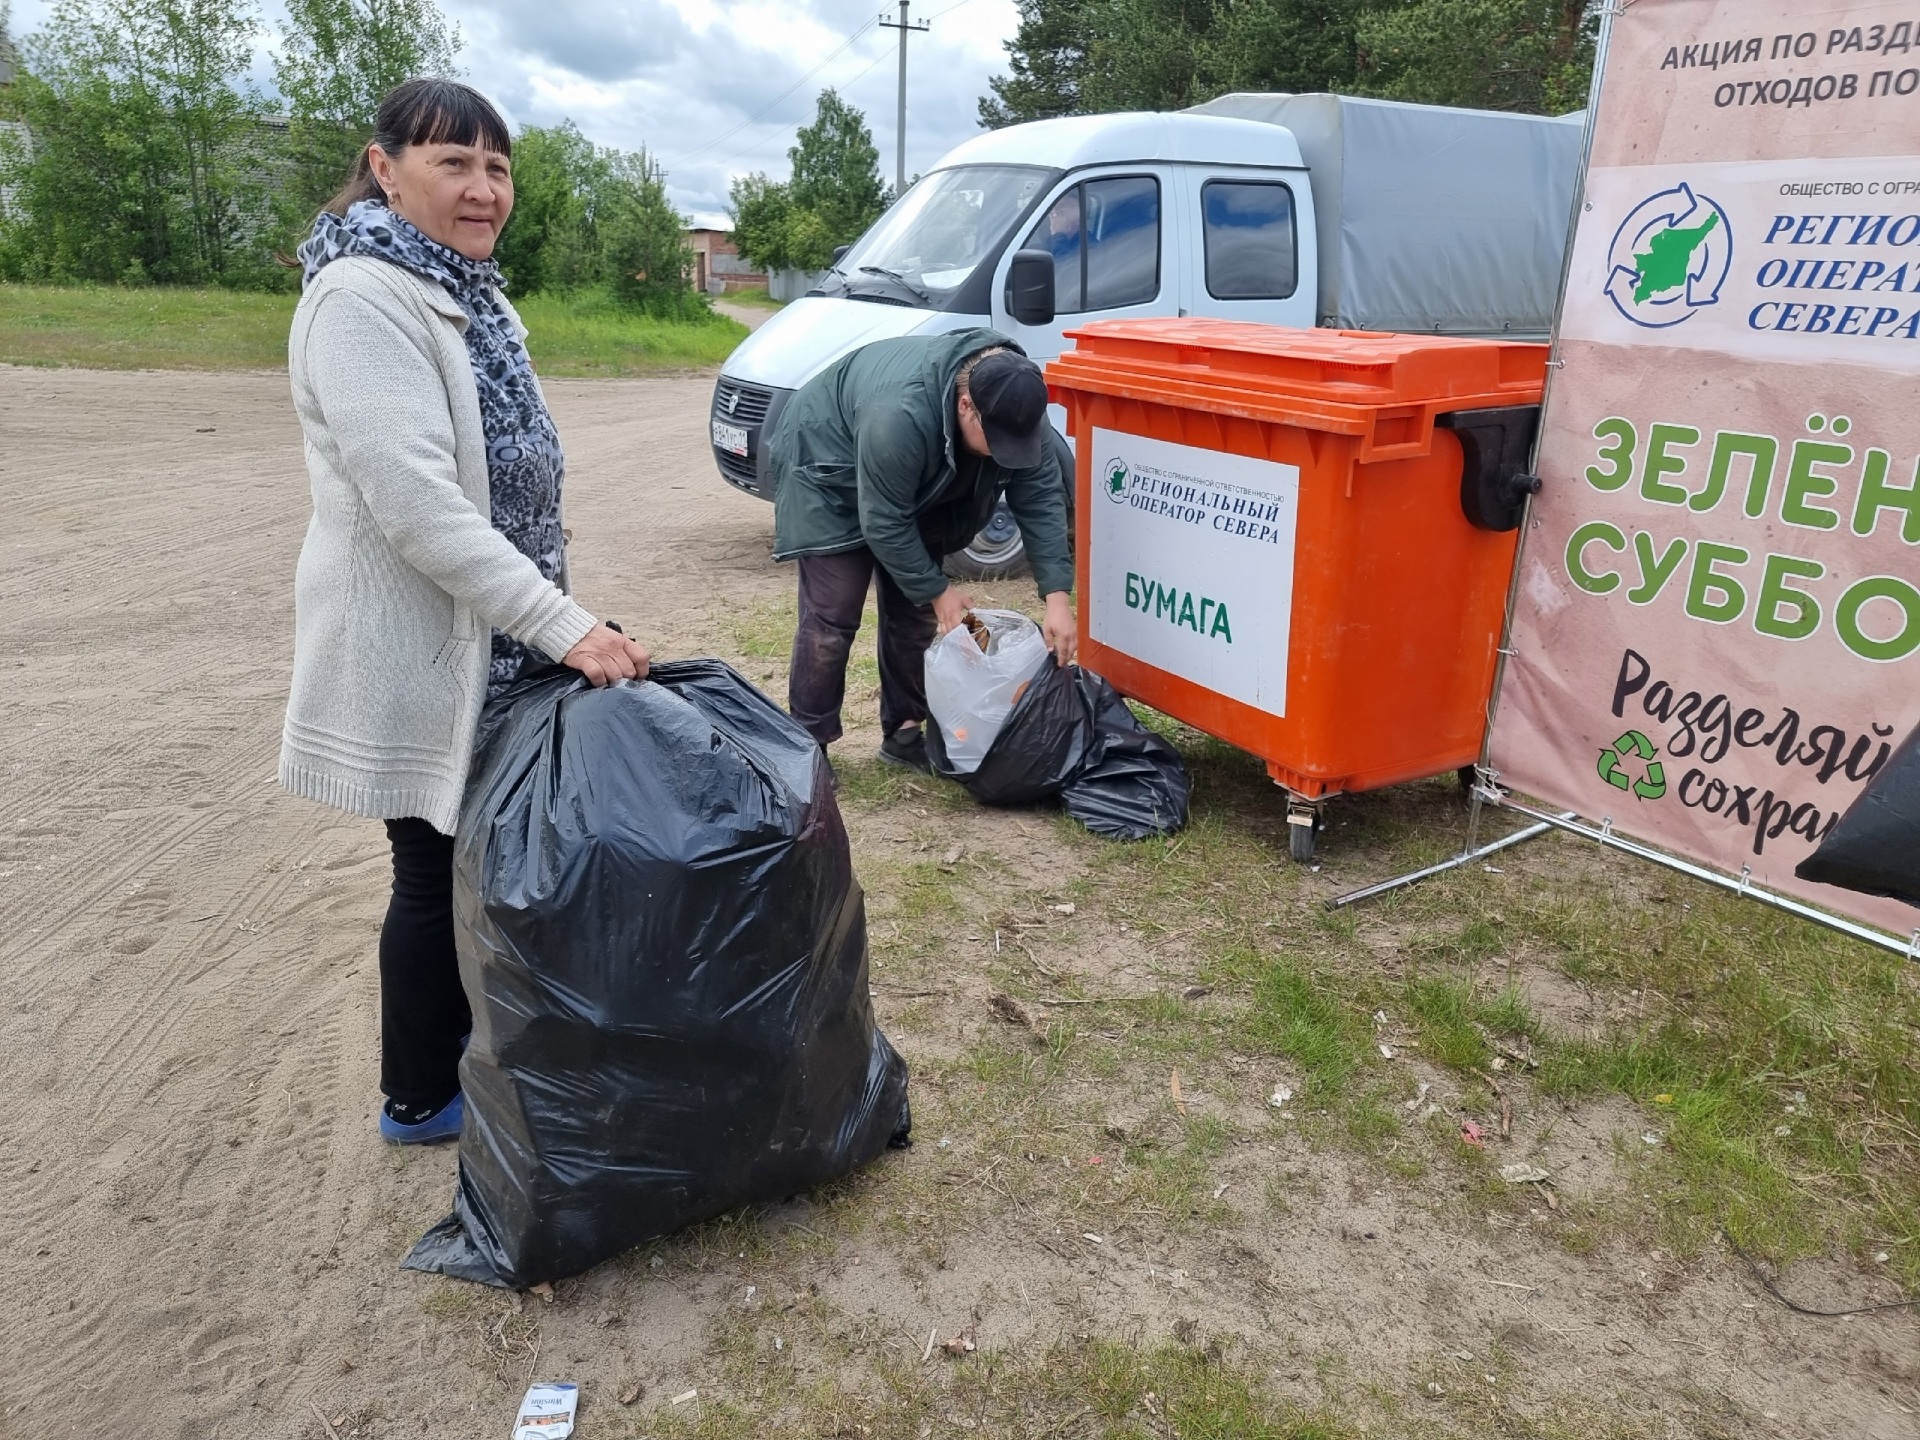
[710,94,1582,577]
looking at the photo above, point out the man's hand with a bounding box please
[563,622,652,686]
[1042,591,1077,666]
[932,585,973,637]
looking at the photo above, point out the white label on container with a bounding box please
[1087,426,1299,716]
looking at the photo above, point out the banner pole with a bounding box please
[1472,0,1620,796]
[1491,793,1920,962]
[1465,3,1622,863]
[1326,812,1572,910]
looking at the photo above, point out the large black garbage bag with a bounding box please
[928,656,1089,805]
[1061,675,1191,842]
[403,661,909,1288]
[1796,721,1920,908]
[927,659,1188,840]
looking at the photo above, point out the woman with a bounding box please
[281,79,651,1144]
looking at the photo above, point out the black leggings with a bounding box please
[380,817,471,1109]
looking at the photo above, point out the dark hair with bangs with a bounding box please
[323,78,513,218]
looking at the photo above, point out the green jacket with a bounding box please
[767,329,1074,605]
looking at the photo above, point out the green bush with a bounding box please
[728,89,888,273]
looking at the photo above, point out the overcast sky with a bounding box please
[5,0,1022,226]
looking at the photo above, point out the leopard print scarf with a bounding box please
[300,200,566,695]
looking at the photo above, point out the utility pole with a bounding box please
[877,1,929,196]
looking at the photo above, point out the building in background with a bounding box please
[685,227,766,296]
[0,22,23,218]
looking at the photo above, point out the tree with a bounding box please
[0,0,260,283]
[726,171,799,272]
[727,90,887,274]
[598,149,701,318]
[1355,0,1599,114]
[274,0,460,222]
[978,0,1088,126]
[981,0,1377,124]
[977,0,1595,125]
[488,121,700,315]
[787,89,886,245]
[491,120,593,295]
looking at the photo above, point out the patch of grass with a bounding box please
[948,705,1919,1286]
[721,591,800,662]
[0,281,745,375]
[1395,854,1920,1282]
[0,282,296,369]
[515,288,746,376]
[640,1322,1357,1440]
[1401,968,1537,1070]
[1243,953,1374,1100]
[716,286,784,309]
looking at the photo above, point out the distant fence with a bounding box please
[767,268,827,303]
[0,119,26,217]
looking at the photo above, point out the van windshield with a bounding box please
[823,164,1059,309]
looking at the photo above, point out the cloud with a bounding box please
[3,0,1023,222]
[469,0,694,84]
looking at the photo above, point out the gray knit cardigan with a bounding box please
[281,257,598,835]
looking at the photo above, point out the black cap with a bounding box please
[967,350,1048,469]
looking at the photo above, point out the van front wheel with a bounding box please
[943,498,1029,581]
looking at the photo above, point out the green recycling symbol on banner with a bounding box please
[1597,729,1667,800]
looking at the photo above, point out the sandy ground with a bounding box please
[3,363,1918,1440]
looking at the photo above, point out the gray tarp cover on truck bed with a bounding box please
[1188,93,1583,338]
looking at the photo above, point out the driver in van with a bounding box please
[766,331,1077,773]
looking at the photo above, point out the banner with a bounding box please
[1490,0,1920,935]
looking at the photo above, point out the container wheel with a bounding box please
[1288,820,1317,863]
[1285,801,1322,863]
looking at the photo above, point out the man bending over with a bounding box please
[767,331,1077,772]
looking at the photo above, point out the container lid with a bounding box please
[1045,319,1548,462]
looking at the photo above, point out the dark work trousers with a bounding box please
[789,547,939,746]
[379,817,471,1109]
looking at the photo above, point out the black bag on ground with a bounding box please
[926,659,1188,840]
[403,661,909,1289]
[1061,674,1191,842]
[928,655,1089,806]
[1795,721,1920,908]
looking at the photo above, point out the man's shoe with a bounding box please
[379,1091,465,1145]
[878,725,932,774]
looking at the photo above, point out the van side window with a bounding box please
[1020,175,1160,314]
[1084,176,1160,309]
[1024,189,1084,313]
[1202,181,1296,300]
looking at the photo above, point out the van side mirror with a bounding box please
[1006,248,1056,326]
[831,244,852,266]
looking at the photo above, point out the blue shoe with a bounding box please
[379,1091,465,1144]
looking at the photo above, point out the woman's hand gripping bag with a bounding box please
[404,661,910,1288]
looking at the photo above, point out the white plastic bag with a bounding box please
[924,608,1051,774]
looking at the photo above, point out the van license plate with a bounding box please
[711,420,749,457]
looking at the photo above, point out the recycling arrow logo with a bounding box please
[1597,729,1667,800]
[1604,183,1733,329]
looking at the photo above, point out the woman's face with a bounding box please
[368,141,514,260]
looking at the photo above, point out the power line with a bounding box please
[668,16,881,165]
[702,41,899,174]
[878,2,931,195]
[688,0,979,180]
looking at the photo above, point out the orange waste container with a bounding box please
[1046,320,1549,860]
